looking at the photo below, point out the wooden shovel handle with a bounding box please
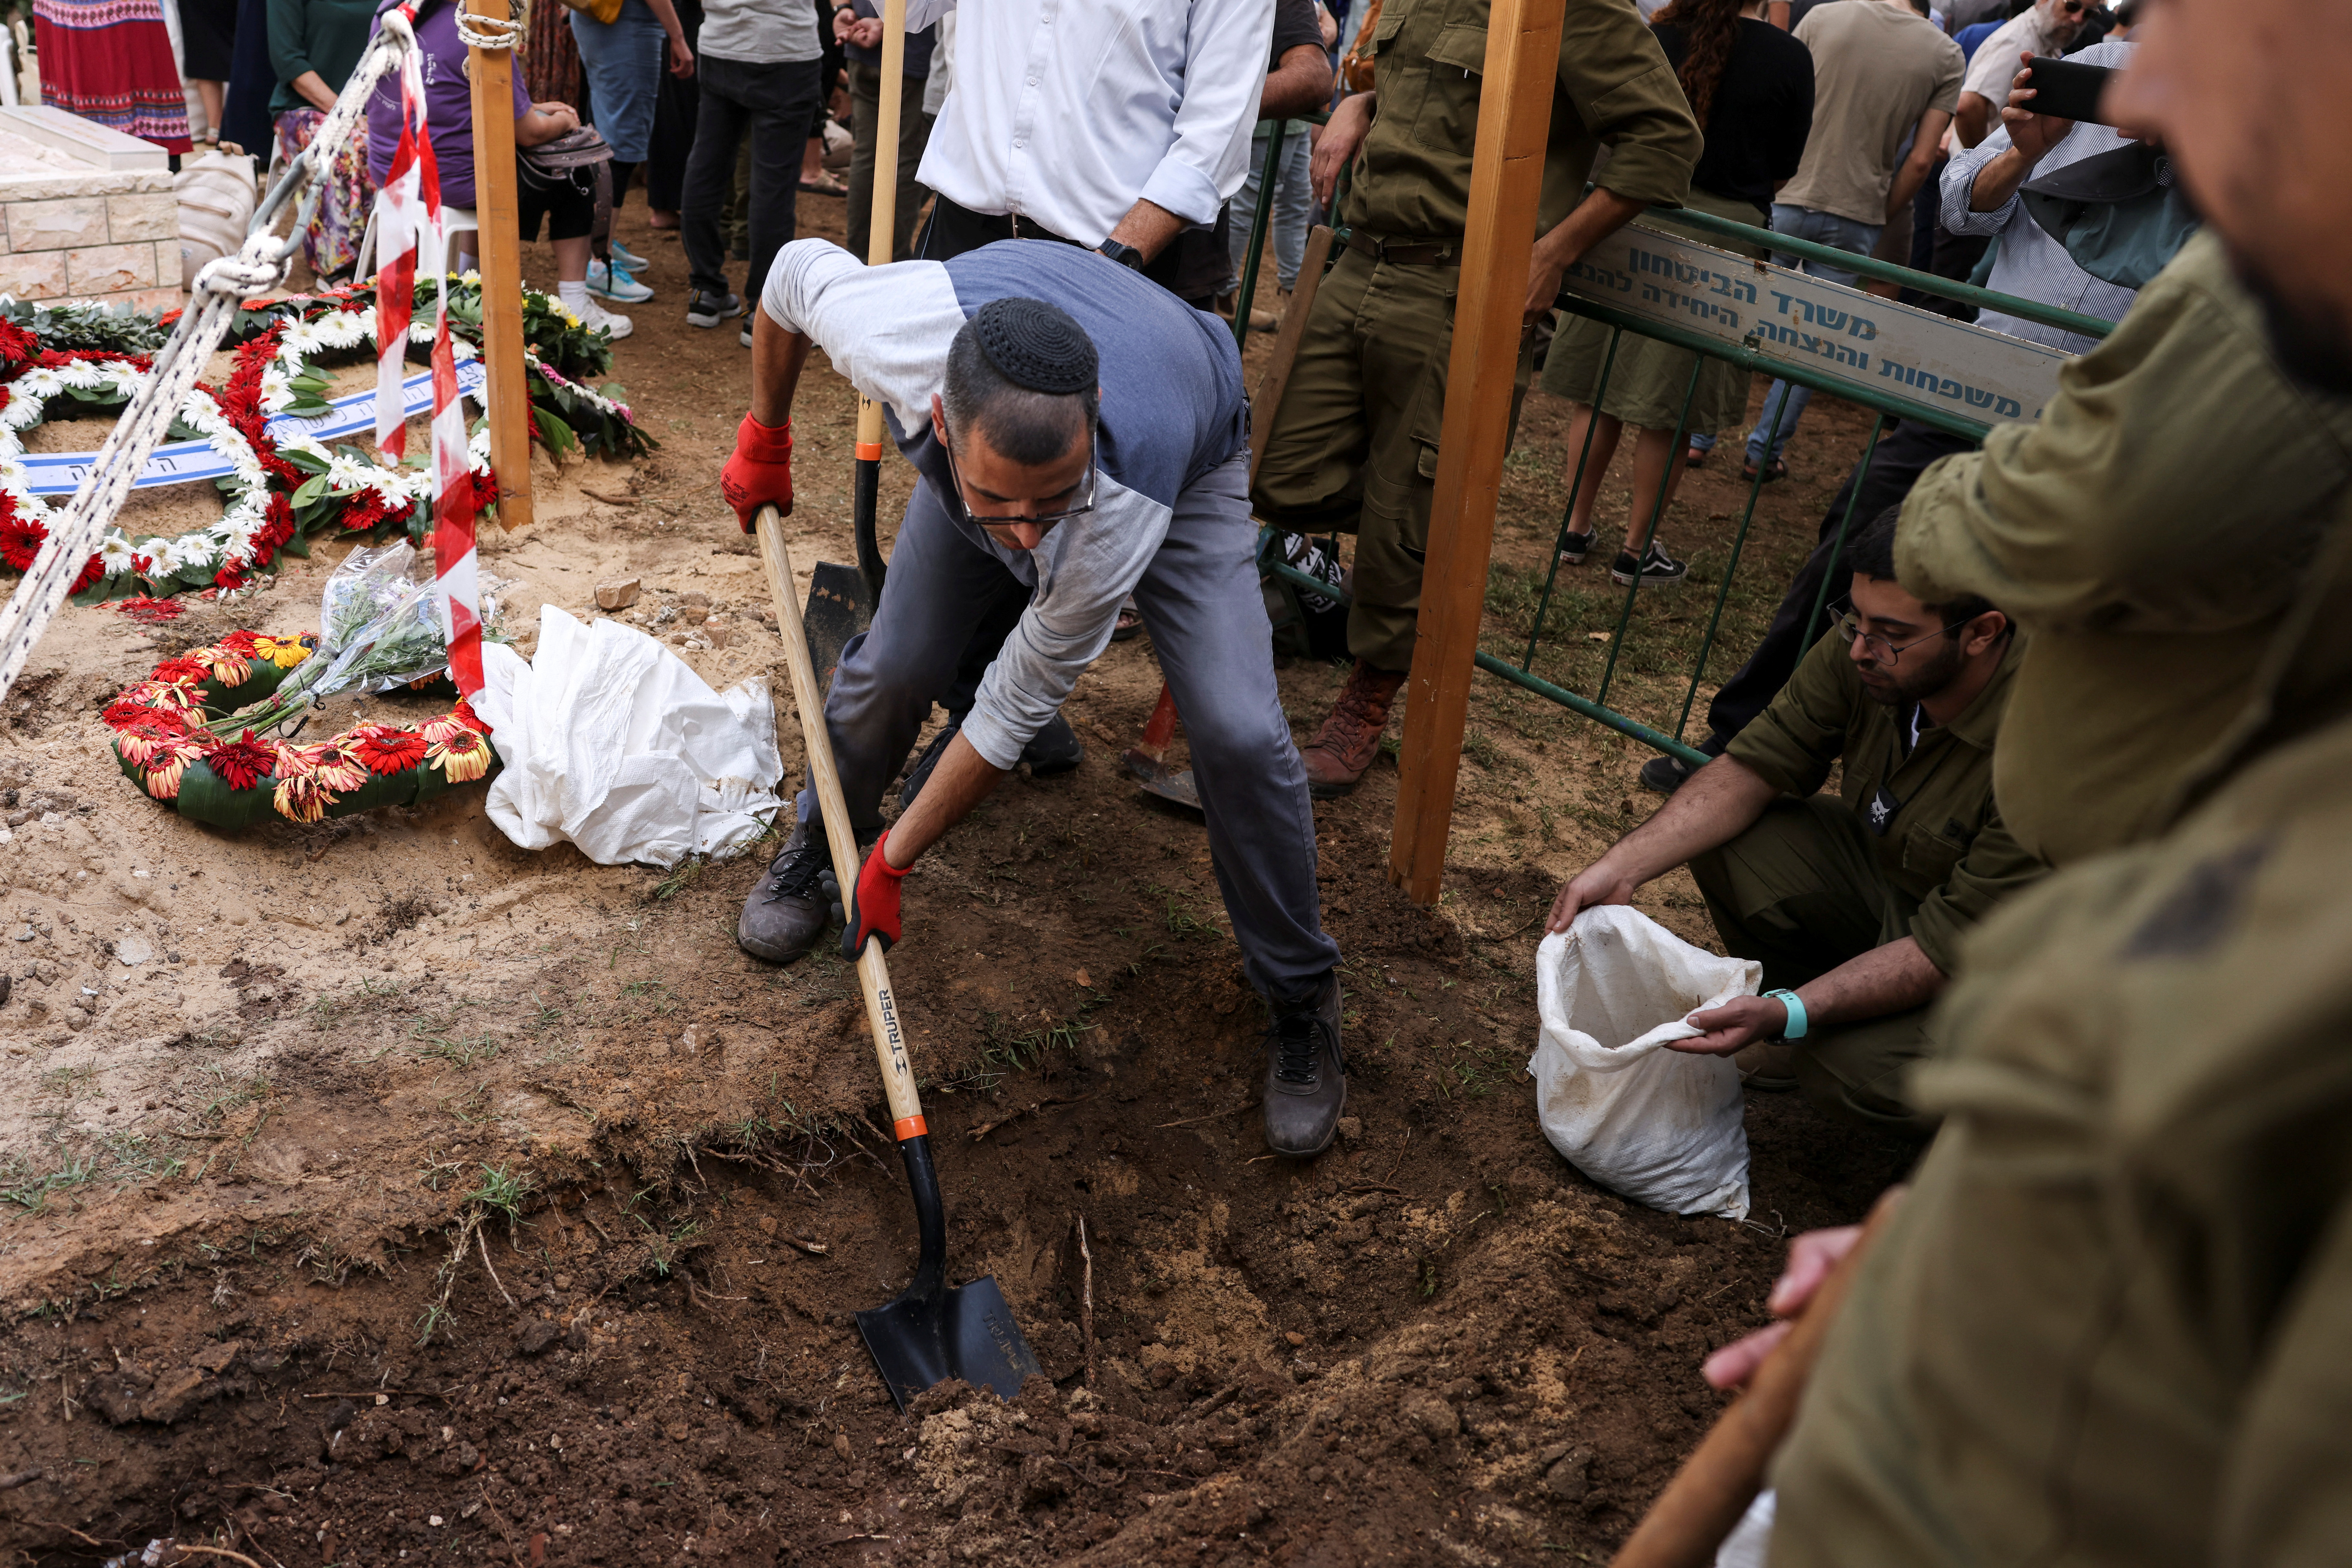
[752,505,927,1139]
[1248,223,1335,489]
[1611,1187,1907,1568]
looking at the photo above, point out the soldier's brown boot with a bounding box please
[1299,660,1407,797]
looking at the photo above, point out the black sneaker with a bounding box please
[1263,972,1344,1158]
[1020,712,1084,776]
[900,719,961,809]
[1611,540,1688,587]
[1639,754,1697,795]
[685,288,743,329]
[735,815,842,964]
[1558,530,1596,567]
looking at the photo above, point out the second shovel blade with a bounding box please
[803,560,874,696]
[857,1274,1043,1412]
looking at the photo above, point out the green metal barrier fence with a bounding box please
[1258,202,2112,768]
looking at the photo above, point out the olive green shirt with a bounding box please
[1724,629,2044,976]
[1768,622,2352,1568]
[1351,0,1701,241]
[1896,229,2352,867]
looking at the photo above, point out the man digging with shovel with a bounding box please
[721,235,1350,1158]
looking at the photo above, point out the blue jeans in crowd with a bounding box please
[1225,124,1314,296]
[1737,203,1882,470]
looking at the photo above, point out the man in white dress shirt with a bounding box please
[906,0,1273,305]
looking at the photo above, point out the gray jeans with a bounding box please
[799,451,1341,1001]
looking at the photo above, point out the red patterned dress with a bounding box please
[31,0,194,153]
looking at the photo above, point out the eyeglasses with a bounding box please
[939,415,1099,536]
[2058,0,2085,12]
[1833,611,1977,666]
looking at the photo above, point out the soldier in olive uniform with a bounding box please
[1688,0,2352,1560]
[1251,0,1701,797]
[1547,509,2046,1128]
[1894,227,2352,869]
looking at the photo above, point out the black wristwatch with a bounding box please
[1096,239,1145,270]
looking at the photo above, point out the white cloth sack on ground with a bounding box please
[1715,1489,1776,1568]
[1530,906,1761,1219]
[474,606,785,868]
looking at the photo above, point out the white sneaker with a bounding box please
[577,294,633,341]
[586,258,655,304]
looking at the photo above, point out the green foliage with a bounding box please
[0,296,168,352]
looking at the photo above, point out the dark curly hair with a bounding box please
[1651,0,1749,132]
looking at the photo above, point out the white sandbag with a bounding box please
[1529,905,1760,1219]
[1715,1489,1776,1568]
[473,606,785,869]
[176,149,256,287]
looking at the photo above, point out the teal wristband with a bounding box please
[1765,988,1808,1040]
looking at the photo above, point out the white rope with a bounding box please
[0,14,421,706]
[454,5,521,51]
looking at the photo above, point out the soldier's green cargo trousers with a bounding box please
[1689,798,1938,1132]
[1249,248,1536,673]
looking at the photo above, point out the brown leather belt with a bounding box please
[1344,230,1462,265]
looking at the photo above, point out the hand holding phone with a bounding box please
[2021,56,2118,125]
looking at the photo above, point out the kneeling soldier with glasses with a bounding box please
[1544,505,2048,1131]
[721,237,1349,1158]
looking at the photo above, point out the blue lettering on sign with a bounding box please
[1626,244,1758,306]
[1876,359,2025,419]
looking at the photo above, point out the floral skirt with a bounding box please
[273,109,370,281]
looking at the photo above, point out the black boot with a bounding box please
[735,815,841,964]
[1262,971,1344,1157]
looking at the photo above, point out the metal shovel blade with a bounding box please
[857,1273,1043,1411]
[802,560,874,696]
[1122,749,1203,812]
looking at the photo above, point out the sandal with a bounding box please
[800,172,848,197]
[1111,598,1144,642]
[1741,458,1789,484]
[1684,442,1708,468]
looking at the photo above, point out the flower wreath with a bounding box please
[0,320,288,599]
[0,276,655,605]
[103,630,497,828]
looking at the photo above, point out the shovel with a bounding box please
[1122,685,1201,811]
[801,559,873,697]
[1114,225,1341,816]
[751,502,1044,1410]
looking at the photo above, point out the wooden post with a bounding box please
[467,0,534,534]
[1386,0,1566,904]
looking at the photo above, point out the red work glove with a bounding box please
[840,828,911,960]
[721,413,793,531]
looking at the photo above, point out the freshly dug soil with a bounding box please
[0,198,1919,1565]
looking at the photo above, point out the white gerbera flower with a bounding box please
[96,533,138,573]
[260,383,296,414]
[325,451,377,491]
[57,358,110,390]
[281,320,330,356]
[319,310,371,349]
[10,367,59,399]
[166,534,215,572]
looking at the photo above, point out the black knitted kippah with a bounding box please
[971,297,1098,395]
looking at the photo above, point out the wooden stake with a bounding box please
[1385,0,1566,904]
[467,0,534,534]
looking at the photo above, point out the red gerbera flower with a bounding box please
[214,562,250,591]
[0,514,48,571]
[0,319,36,368]
[151,657,211,686]
[470,468,500,514]
[203,731,278,791]
[113,710,192,765]
[216,628,261,656]
[349,725,428,775]
[102,694,180,729]
[70,554,104,594]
